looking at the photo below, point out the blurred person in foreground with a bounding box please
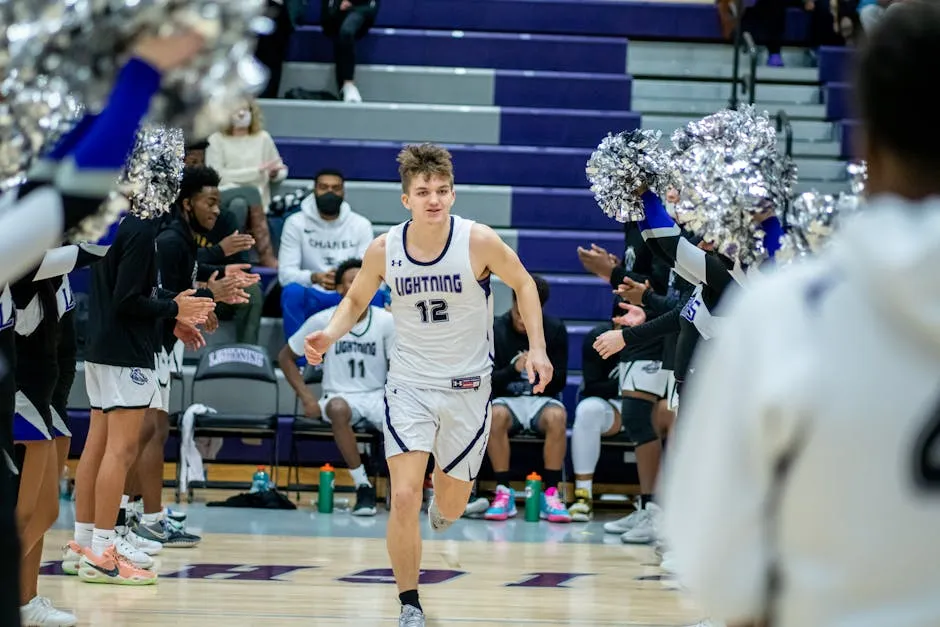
[661,4,940,626]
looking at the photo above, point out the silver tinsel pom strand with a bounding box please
[0,71,83,190]
[68,125,184,244]
[120,125,185,220]
[777,162,868,263]
[669,105,797,266]
[586,129,672,223]
[5,0,271,139]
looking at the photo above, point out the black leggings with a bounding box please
[0,328,20,625]
[52,309,77,425]
[327,9,370,87]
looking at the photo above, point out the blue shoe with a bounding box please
[540,487,572,523]
[484,485,517,521]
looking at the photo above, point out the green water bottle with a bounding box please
[524,472,542,522]
[318,464,335,514]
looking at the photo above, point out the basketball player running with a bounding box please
[281,257,395,516]
[662,5,940,626]
[305,144,552,627]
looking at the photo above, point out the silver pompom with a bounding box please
[67,191,132,244]
[777,162,867,263]
[586,129,672,222]
[0,72,83,190]
[120,125,185,219]
[669,106,797,266]
[7,0,271,139]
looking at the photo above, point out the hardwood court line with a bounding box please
[92,607,691,626]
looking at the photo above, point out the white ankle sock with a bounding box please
[91,528,116,557]
[141,511,165,525]
[575,480,593,498]
[74,522,94,548]
[349,465,371,488]
[120,494,130,508]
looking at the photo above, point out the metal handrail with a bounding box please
[729,0,758,108]
[776,109,793,158]
[742,32,758,105]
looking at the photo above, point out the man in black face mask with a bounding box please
[278,168,387,342]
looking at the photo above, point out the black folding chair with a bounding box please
[175,343,280,503]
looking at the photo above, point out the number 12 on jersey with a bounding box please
[416,299,449,323]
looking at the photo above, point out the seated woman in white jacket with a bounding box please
[205,98,286,268]
[277,169,388,342]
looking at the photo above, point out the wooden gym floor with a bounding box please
[40,479,705,626]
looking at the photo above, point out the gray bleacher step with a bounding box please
[273,180,515,227]
[627,41,811,67]
[632,79,821,105]
[794,178,850,195]
[643,114,835,142]
[279,62,496,106]
[629,60,819,84]
[633,97,826,120]
[259,99,500,144]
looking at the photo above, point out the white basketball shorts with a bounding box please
[383,377,492,482]
[493,395,566,433]
[319,389,384,431]
[619,360,670,398]
[85,362,160,413]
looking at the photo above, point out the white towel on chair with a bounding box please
[180,403,216,493]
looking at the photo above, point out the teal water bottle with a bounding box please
[524,472,542,522]
[251,466,269,493]
[318,464,335,513]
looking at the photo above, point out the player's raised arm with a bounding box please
[472,223,553,393]
[305,235,386,364]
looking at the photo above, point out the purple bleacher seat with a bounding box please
[566,324,596,371]
[289,26,628,74]
[818,46,854,84]
[824,82,852,121]
[494,70,633,113]
[510,188,620,232]
[302,0,811,43]
[536,274,613,320]
[517,229,623,274]
[840,119,859,160]
[276,138,596,189]
[500,107,640,148]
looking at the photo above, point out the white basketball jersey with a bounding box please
[681,284,721,340]
[288,305,394,395]
[385,215,494,391]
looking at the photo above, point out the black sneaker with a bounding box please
[352,484,377,517]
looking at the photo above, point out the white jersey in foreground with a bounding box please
[289,305,394,395]
[660,195,940,627]
[384,215,494,390]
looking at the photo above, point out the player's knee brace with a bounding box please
[621,397,657,446]
[571,398,615,475]
[573,397,615,436]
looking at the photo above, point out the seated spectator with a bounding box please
[320,0,380,102]
[184,140,209,167]
[483,275,571,523]
[278,169,385,341]
[205,98,286,268]
[277,258,395,516]
[186,166,264,345]
[568,304,632,522]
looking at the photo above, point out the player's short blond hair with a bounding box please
[397,143,454,193]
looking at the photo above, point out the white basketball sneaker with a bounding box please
[20,596,77,626]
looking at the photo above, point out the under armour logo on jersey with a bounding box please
[391,259,403,267]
